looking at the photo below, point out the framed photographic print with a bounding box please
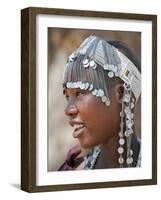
[21,7,157,192]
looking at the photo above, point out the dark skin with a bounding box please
[63,84,140,168]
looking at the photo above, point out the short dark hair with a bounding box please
[107,41,141,73]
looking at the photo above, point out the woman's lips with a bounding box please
[72,124,86,138]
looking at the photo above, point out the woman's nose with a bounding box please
[64,98,78,116]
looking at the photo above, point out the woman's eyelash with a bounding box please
[65,95,70,101]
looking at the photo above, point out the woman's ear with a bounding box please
[114,84,124,103]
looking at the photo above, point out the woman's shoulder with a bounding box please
[57,144,83,171]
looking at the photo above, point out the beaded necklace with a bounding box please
[84,146,101,169]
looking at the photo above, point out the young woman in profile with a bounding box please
[58,35,141,170]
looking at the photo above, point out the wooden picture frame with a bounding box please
[21,7,157,192]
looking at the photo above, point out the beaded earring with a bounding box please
[118,83,135,167]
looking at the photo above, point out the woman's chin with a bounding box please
[78,139,97,149]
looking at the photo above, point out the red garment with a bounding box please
[58,145,84,171]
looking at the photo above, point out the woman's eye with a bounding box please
[65,95,70,101]
[76,91,85,97]
[64,90,86,102]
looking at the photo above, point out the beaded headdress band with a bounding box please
[63,35,141,168]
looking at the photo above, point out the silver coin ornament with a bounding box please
[119,138,125,145]
[115,71,120,77]
[108,71,114,78]
[69,53,75,62]
[105,100,110,106]
[79,48,87,55]
[83,58,88,65]
[80,83,85,90]
[83,58,89,68]
[85,82,90,90]
[124,94,131,103]
[101,96,107,103]
[126,157,133,165]
[103,64,109,70]
[130,149,133,156]
[118,147,124,154]
[120,111,124,117]
[98,89,104,97]
[89,84,94,91]
[92,63,97,69]
[96,90,100,97]
[131,102,135,109]
[113,66,118,73]
[92,89,97,96]
[89,60,95,67]
[66,82,71,88]
[89,60,97,69]
[118,157,124,164]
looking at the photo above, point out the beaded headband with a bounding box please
[63,35,141,106]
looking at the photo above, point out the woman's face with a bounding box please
[64,86,121,149]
